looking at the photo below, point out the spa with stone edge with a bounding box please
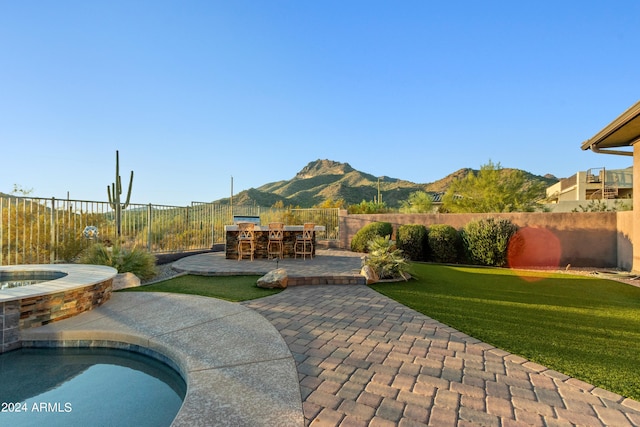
[0,264,116,353]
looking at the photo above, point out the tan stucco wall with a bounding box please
[616,210,633,271]
[634,143,640,271]
[339,211,620,268]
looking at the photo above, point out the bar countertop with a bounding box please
[224,225,326,232]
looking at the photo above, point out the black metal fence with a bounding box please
[0,196,339,265]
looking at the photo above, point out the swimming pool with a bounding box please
[0,347,186,427]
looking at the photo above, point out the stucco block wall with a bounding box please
[616,210,633,271]
[339,211,621,268]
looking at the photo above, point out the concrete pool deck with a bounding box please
[18,251,640,426]
[20,292,303,426]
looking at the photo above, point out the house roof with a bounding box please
[581,100,640,152]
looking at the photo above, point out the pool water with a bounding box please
[0,347,186,427]
[0,279,48,290]
[0,270,67,290]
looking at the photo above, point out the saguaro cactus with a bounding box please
[107,150,134,238]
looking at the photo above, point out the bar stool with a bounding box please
[267,222,284,259]
[295,223,315,259]
[237,222,256,261]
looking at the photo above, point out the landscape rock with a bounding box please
[112,272,141,290]
[257,268,289,289]
[361,265,379,285]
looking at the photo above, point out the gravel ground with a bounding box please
[140,263,184,285]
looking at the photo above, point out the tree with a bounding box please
[399,191,433,213]
[441,160,545,213]
[347,200,390,214]
[315,198,346,209]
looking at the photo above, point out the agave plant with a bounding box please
[365,235,409,280]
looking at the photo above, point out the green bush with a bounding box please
[428,224,460,263]
[365,236,409,280]
[350,222,393,253]
[80,244,158,280]
[347,201,390,214]
[397,224,428,261]
[461,218,518,267]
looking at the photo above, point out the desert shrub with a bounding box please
[461,218,518,267]
[428,224,460,263]
[396,224,428,261]
[347,201,390,214]
[80,243,157,280]
[54,229,91,262]
[350,221,393,253]
[365,236,409,280]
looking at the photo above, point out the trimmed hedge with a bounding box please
[397,224,428,261]
[428,224,460,263]
[350,222,393,253]
[461,218,518,267]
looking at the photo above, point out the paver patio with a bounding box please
[243,284,640,426]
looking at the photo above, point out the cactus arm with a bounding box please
[107,185,114,208]
[123,171,134,208]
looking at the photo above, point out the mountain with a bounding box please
[216,159,559,208]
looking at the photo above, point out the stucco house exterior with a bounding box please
[581,100,640,271]
[545,166,632,212]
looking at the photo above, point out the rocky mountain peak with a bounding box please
[295,159,355,179]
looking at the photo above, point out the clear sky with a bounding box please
[1,1,638,206]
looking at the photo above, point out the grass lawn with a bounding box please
[118,274,282,302]
[371,263,640,401]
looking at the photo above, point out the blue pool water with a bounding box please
[0,279,48,289]
[0,270,67,290]
[0,347,186,427]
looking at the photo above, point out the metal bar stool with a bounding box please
[294,223,315,259]
[267,222,284,259]
[237,222,256,261]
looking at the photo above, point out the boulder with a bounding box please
[257,268,289,289]
[112,272,141,290]
[360,265,379,285]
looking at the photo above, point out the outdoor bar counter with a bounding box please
[225,225,325,259]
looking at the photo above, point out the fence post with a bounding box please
[147,204,152,252]
[50,197,56,264]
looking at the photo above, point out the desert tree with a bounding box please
[441,160,545,213]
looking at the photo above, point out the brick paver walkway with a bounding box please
[244,285,640,426]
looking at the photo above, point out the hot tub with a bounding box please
[0,264,117,353]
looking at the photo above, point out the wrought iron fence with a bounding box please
[0,196,339,265]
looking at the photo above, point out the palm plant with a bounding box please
[365,236,409,280]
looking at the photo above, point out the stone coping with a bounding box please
[20,292,303,426]
[0,264,118,303]
[224,225,325,232]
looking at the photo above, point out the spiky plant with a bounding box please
[365,236,409,280]
[80,244,157,280]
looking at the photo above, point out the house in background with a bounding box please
[545,166,633,212]
[581,100,640,271]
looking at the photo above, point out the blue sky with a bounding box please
[1,1,638,206]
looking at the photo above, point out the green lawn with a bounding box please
[371,263,640,401]
[118,274,281,302]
